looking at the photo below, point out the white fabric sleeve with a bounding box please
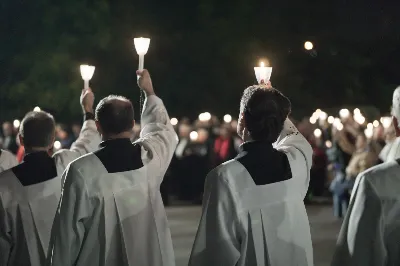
[0,198,11,266]
[0,149,18,173]
[331,173,386,266]
[189,169,241,266]
[273,119,313,198]
[46,164,89,266]
[137,95,178,183]
[53,120,101,175]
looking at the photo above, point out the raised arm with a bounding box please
[46,164,89,266]
[331,173,386,266]
[136,70,178,182]
[53,88,101,174]
[273,119,313,197]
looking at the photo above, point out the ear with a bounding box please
[18,134,24,147]
[132,120,135,128]
[95,120,102,135]
[47,133,56,150]
[392,116,400,137]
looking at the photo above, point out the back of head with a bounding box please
[240,86,291,142]
[95,95,134,136]
[20,111,56,149]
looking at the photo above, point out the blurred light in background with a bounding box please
[373,120,380,127]
[313,128,322,138]
[325,140,332,148]
[190,131,198,141]
[13,119,20,128]
[304,41,313,50]
[380,117,392,129]
[327,116,334,124]
[54,141,62,150]
[33,106,41,112]
[170,118,178,126]
[223,114,232,123]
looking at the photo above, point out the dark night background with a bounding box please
[1,0,399,122]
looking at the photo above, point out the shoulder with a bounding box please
[357,161,400,197]
[207,159,245,186]
[0,169,18,197]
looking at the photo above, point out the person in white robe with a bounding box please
[189,82,313,266]
[46,69,178,266]
[0,149,18,173]
[331,86,400,266]
[0,87,100,266]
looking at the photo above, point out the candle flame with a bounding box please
[260,62,265,67]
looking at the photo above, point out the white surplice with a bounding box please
[331,160,400,266]
[0,149,18,173]
[189,119,313,266]
[384,137,400,162]
[0,120,100,266]
[46,95,178,266]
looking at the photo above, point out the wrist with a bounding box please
[82,107,94,114]
[83,112,95,121]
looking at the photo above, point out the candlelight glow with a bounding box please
[380,117,392,129]
[364,128,373,139]
[325,140,332,148]
[319,111,328,121]
[367,123,373,129]
[304,41,313,50]
[336,122,344,131]
[327,116,334,124]
[260,62,265,67]
[13,119,20,128]
[354,108,361,115]
[33,106,41,112]
[339,109,350,118]
[190,131,198,141]
[354,114,365,125]
[224,114,232,123]
[199,112,211,122]
[309,117,317,124]
[134,37,151,55]
[373,120,380,127]
[170,118,178,126]
[54,141,62,150]
[313,128,322,138]
[80,65,95,81]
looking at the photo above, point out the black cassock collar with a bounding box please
[235,141,292,186]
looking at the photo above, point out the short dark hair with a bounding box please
[240,86,291,142]
[20,111,56,148]
[95,95,134,135]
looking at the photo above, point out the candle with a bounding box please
[134,37,151,71]
[254,62,272,84]
[80,65,95,89]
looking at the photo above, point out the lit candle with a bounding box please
[134,37,151,71]
[80,65,95,89]
[254,61,272,84]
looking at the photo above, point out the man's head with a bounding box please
[19,111,56,151]
[2,122,12,137]
[95,95,134,138]
[238,85,291,142]
[391,86,400,137]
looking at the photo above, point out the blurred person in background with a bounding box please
[308,135,328,201]
[0,149,18,172]
[71,123,82,141]
[189,83,313,266]
[173,123,192,200]
[211,124,237,168]
[332,86,400,266]
[56,124,74,149]
[0,87,100,266]
[1,121,19,154]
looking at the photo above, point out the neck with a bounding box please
[102,131,132,141]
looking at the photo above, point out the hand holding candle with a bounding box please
[134,37,151,71]
[254,61,272,85]
[80,65,95,89]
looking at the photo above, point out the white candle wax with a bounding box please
[254,64,272,84]
[84,80,89,90]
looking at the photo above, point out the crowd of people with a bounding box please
[1,68,400,265]
[1,101,397,216]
